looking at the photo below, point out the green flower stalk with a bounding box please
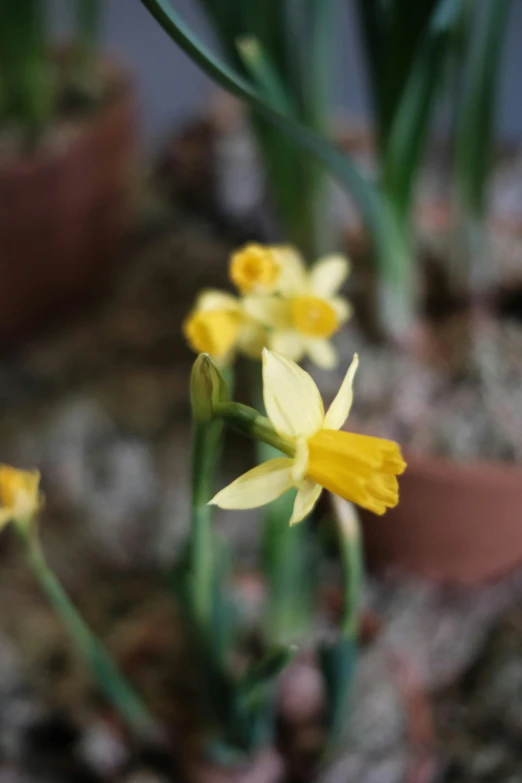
[199,349,397,748]
[0,465,155,734]
[189,355,230,631]
[20,530,156,734]
[320,498,363,749]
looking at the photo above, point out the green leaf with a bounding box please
[236,36,296,115]
[319,636,357,745]
[353,0,388,137]
[381,0,464,216]
[454,0,512,218]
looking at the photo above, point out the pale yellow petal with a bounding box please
[270,330,305,363]
[242,295,290,328]
[290,480,323,525]
[236,322,269,359]
[305,338,338,369]
[324,353,359,430]
[208,458,294,509]
[196,289,240,312]
[274,247,308,295]
[262,349,324,438]
[330,296,353,324]
[310,254,350,297]
[292,437,309,482]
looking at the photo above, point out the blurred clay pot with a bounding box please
[360,452,522,585]
[0,63,137,343]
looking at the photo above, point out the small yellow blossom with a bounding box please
[244,251,352,368]
[209,350,405,524]
[229,243,283,294]
[184,310,242,359]
[183,289,267,363]
[0,465,41,529]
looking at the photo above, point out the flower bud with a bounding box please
[190,354,230,423]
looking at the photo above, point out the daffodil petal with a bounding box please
[292,437,309,482]
[197,290,241,312]
[324,353,359,429]
[305,338,338,369]
[275,247,308,295]
[243,295,290,328]
[262,349,324,438]
[330,296,353,324]
[310,254,350,297]
[270,330,305,362]
[236,322,269,359]
[290,480,322,525]
[208,458,294,509]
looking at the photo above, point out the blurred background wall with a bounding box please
[93,0,522,149]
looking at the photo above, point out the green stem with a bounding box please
[215,402,295,457]
[320,500,363,751]
[377,199,416,340]
[338,503,364,638]
[18,527,155,734]
[250,365,312,645]
[189,364,233,631]
[261,479,312,645]
[190,416,223,630]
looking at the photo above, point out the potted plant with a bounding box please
[0,0,137,342]
[0,320,407,778]
[357,0,522,584]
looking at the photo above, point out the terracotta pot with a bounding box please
[0,64,137,343]
[360,452,522,585]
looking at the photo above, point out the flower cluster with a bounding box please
[183,243,352,369]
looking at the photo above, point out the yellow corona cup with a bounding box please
[229,243,283,294]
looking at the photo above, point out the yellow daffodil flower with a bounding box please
[0,465,41,529]
[183,289,267,363]
[229,243,286,294]
[244,251,352,368]
[210,350,405,525]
